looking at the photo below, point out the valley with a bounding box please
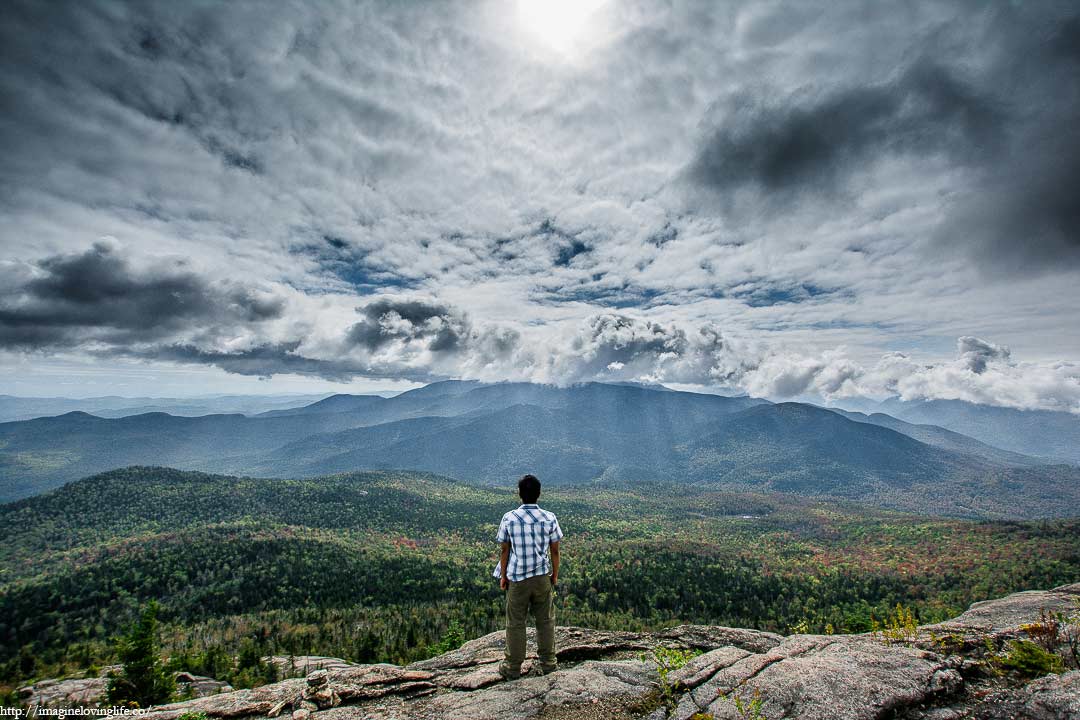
[2,466,1078,690]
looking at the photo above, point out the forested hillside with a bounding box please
[2,467,1077,688]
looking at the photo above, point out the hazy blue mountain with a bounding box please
[826,408,1042,466]
[260,393,391,417]
[230,398,1080,518]
[684,403,961,488]
[869,398,1080,464]
[244,405,614,483]
[231,383,771,480]
[264,381,760,424]
[2,381,1078,518]
[0,393,333,422]
[0,411,329,500]
[0,382,758,499]
[673,403,1079,518]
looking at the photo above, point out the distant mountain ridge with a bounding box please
[873,397,1080,464]
[0,393,333,422]
[830,395,1080,464]
[825,407,1042,467]
[2,381,1078,518]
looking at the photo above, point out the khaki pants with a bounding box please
[502,573,556,674]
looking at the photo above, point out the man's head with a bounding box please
[518,474,541,504]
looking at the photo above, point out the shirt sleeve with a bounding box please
[496,515,510,543]
[549,516,564,542]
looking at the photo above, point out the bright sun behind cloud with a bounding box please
[516,0,610,56]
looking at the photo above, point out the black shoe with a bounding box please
[539,664,558,675]
[498,663,521,680]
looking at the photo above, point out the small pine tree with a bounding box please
[237,639,261,671]
[262,659,278,685]
[431,621,465,655]
[106,602,175,708]
[17,646,37,679]
[354,630,380,663]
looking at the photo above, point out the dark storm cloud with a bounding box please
[957,336,1010,375]
[584,314,689,356]
[951,134,1080,272]
[564,314,691,378]
[346,298,471,353]
[929,9,1080,274]
[130,342,383,382]
[0,241,284,349]
[97,67,266,175]
[689,5,1080,273]
[92,294,520,384]
[690,58,999,198]
[0,0,265,187]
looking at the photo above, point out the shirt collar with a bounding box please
[519,503,539,509]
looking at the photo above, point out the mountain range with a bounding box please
[1,381,1078,518]
[862,397,1080,464]
[0,393,332,423]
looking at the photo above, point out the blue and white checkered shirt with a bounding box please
[492,504,563,582]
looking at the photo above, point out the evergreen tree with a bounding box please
[106,602,175,708]
[17,646,36,679]
[354,630,380,663]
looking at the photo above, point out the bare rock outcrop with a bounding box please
[263,656,360,678]
[146,665,437,720]
[920,583,1080,642]
[18,668,232,713]
[406,659,658,720]
[175,672,234,698]
[47,583,1080,720]
[969,670,1080,719]
[672,634,963,720]
[18,676,109,712]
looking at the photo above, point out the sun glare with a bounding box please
[516,0,609,56]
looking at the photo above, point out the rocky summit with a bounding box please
[34,583,1080,720]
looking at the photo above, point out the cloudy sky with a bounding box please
[1,0,1078,409]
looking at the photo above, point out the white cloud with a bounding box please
[0,0,1077,408]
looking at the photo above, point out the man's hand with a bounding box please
[499,541,511,591]
[549,540,560,590]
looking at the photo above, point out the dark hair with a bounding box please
[518,474,541,504]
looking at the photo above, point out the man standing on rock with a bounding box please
[493,473,563,679]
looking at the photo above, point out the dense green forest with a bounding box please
[1,467,1078,691]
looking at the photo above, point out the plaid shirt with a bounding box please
[492,504,563,582]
